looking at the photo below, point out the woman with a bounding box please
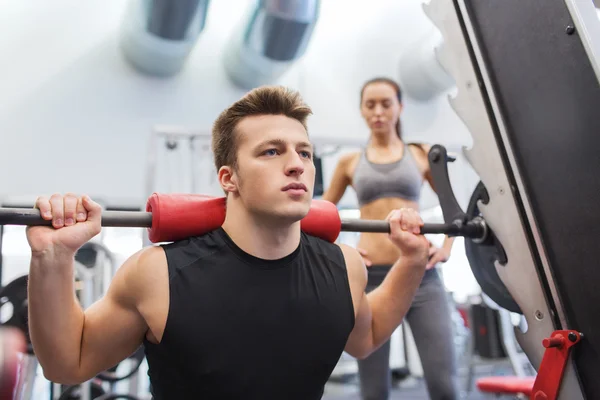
[322,77,459,400]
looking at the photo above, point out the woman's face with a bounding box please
[360,82,403,136]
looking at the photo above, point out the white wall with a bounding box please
[0,0,477,210]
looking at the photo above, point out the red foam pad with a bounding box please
[146,193,226,243]
[300,198,341,243]
[146,193,342,243]
[476,376,535,395]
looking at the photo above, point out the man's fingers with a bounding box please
[35,196,52,220]
[75,197,87,222]
[49,194,65,228]
[389,208,422,235]
[82,195,102,223]
[63,193,78,226]
[405,209,421,234]
[388,210,403,234]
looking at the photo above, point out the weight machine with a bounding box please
[423,0,600,398]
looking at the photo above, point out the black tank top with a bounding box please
[143,227,355,400]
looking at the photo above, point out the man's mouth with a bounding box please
[282,183,307,192]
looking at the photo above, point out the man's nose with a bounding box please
[285,152,305,176]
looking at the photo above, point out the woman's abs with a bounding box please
[356,197,420,266]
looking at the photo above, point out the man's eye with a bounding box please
[264,149,278,156]
[300,151,312,159]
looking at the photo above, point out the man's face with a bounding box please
[220,114,315,224]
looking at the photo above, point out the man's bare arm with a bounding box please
[29,244,165,384]
[342,209,429,359]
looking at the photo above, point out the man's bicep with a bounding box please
[344,292,373,359]
[338,243,373,359]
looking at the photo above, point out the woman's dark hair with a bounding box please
[360,77,403,138]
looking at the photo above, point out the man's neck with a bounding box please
[221,202,301,260]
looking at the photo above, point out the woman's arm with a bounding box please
[320,152,357,205]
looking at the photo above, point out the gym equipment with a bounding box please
[424,0,600,398]
[0,275,37,400]
[0,148,488,245]
[0,329,24,400]
[464,182,519,314]
[0,275,29,344]
[476,376,535,397]
[0,190,486,242]
[0,194,485,240]
[75,242,119,308]
[96,346,145,383]
[58,384,141,400]
[57,382,105,400]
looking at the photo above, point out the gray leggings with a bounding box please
[357,267,459,400]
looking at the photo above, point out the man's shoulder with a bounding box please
[336,243,368,286]
[143,230,230,277]
[301,235,365,273]
[301,233,346,265]
[162,229,226,254]
[336,244,366,269]
[336,243,361,260]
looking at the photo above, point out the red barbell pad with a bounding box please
[146,193,226,243]
[300,199,341,243]
[146,194,342,243]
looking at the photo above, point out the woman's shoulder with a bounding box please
[406,142,432,172]
[338,150,362,165]
[406,141,432,153]
[336,151,362,179]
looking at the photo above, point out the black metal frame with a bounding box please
[461,0,600,397]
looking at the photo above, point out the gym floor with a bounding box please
[322,357,516,399]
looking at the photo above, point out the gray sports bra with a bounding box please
[352,144,424,207]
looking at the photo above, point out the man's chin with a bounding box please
[265,202,311,223]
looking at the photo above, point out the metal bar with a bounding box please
[340,218,485,238]
[0,208,486,239]
[0,209,153,228]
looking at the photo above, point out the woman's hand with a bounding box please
[356,247,372,267]
[426,244,451,270]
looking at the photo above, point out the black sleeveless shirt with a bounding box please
[143,227,355,399]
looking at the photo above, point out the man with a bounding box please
[26,86,430,399]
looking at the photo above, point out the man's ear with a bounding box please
[218,166,238,194]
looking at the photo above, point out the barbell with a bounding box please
[0,188,517,313]
[0,193,488,243]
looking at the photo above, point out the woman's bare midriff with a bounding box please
[357,196,420,266]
